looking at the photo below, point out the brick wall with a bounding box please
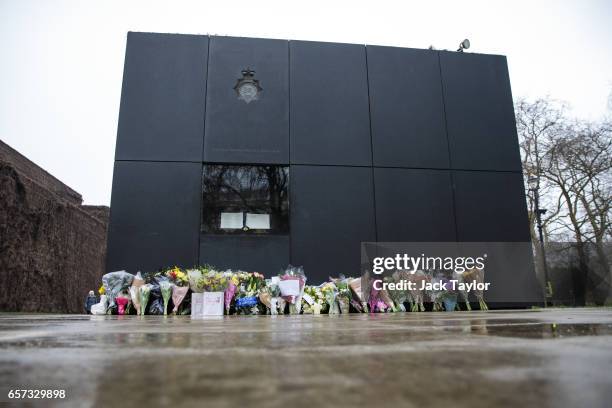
[0,143,109,313]
[0,140,83,205]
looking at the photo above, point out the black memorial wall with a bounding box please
[108,32,536,299]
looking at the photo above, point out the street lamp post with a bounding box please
[528,176,552,305]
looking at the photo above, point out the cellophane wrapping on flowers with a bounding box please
[159,278,172,315]
[279,265,306,314]
[115,296,130,315]
[407,270,427,312]
[438,277,458,312]
[321,282,339,314]
[234,271,265,315]
[139,284,152,315]
[162,267,190,314]
[187,269,203,292]
[224,270,238,314]
[102,271,134,310]
[195,267,229,292]
[260,279,281,314]
[334,277,352,314]
[427,274,445,312]
[389,271,410,312]
[349,277,367,312]
[146,277,165,315]
[302,285,325,314]
[367,279,389,313]
[87,262,492,315]
[171,285,190,314]
[461,268,488,311]
[129,272,145,314]
[379,288,396,312]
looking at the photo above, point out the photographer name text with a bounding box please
[373,279,490,292]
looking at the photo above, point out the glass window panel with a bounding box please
[201,165,289,235]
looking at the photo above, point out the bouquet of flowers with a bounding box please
[384,275,406,312]
[90,285,108,315]
[139,284,152,315]
[367,284,390,313]
[102,270,134,310]
[381,288,397,312]
[321,282,340,314]
[224,271,239,315]
[190,266,227,316]
[246,272,265,293]
[453,270,472,311]
[407,270,428,312]
[187,268,204,292]
[438,277,458,312]
[159,278,172,315]
[269,281,282,314]
[164,267,189,314]
[392,270,417,311]
[427,273,445,312]
[143,275,165,315]
[129,272,145,314]
[302,285,325,314]
[392,270,412,311]
[330,276,353,314]
[363,271,394,313]
[461,268,488,311]
[279,265,307,314]
[165,266,189,286]
[260,279,282,314]
[348,277,368,313]
[116,291,131,315]
[235,272,265,315]
[195,268,228,292]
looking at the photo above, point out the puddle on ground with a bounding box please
[481,323,612,338]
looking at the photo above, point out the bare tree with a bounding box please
[516,98,612,305]
[515,98,565,297]
[516,98,565,241]
[548,120,612,301]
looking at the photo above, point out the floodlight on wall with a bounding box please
[457,39,470,52]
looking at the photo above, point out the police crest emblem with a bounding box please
[234,68,262,104]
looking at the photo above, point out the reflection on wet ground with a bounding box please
[485,322,612,338]
[0,309,611,407]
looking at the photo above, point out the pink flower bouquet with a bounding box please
[116,296,130,315]
[171,286,189,314]
[279,265,306,314]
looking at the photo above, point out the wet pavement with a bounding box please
[0,309,611,408]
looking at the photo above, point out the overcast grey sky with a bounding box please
[1,0,611,205]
